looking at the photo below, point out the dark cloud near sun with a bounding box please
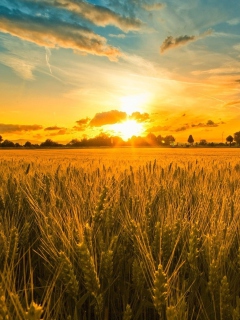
[160,29,212,53]
[73,117,90,131]
[0,123,42,134]
[76,118,90,126]
[191,120,221,128]
[0,5,121,60]
[130,112,150,122]
[146,125,170,133]
[49,129,69,136]
[89,110,127,127]
[44,126,66,131]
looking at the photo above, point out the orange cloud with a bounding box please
[130,112,150,122]
[0,123,42,134]
[76,118,90,126]
[44,126,65,131]
[89,110,127,127]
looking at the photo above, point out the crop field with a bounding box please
[1,148,240,320]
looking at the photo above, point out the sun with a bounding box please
[111,120,144,140]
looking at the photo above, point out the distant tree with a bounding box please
[199,139,207,146]
[234,132,240,145]
[226,135,234,146]
[146,133,157,146]
[164,135,175,146]
[0,135,3,143]
[40,139,62,147]
[188,135,194,145]
[1,140,15,147]
[15,143,21,148]
[24,141,32,148]
[156,135,164,145]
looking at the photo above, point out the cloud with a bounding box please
[160,29,212,53]
[175,126,189,132]
[109,33,126,39]
[44,126,65,131]
[191,120,220,128]
[234,44,240,51]
[227,18,240,25]
[142,3,165,11]
[0,6,121,61]
[0,53,35,80]
[76,118,90,126]
[0,123,43,134]
[89,110,127,127]
[224,100,240,106]
[130,112,150,122]
[49,129,69,136]
[73,117,90,131]
[146,125,170,133]
[45,0,143,32]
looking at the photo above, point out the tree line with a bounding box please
[0,131,240,148]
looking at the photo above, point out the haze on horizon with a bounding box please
[0,0,240,144]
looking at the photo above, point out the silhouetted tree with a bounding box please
[188,135,194,145]
[1,140,15,147]
[226,135,234,146]
[234,132,240,145]
[0,135,3,143]
[67,139,82,147]
[24,141,32,148]
[146,133,157,146]
[199,139,207,145]
[164,135,175,146]
[15,143,21,148]
[40,139,62,147]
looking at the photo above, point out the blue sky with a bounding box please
[0,0,240,142]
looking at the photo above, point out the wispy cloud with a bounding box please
[0,6,121,60]
[0,53,35,80]
[142,2,165,11]
[109,33,126,39]
[45,47,52,74]
[0,123,42,134]
[227,18,240,25]
[160,29,212,53]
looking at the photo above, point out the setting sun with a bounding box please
[111,120,144,140]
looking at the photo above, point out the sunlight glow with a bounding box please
[111,120,144,140]
[120,93,149,115]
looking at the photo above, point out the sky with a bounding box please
[0,0,240,143]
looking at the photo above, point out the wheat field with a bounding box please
[1,148,240,320]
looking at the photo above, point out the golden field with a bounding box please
[1,148,240,320]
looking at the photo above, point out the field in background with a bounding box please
[1,148,240,320]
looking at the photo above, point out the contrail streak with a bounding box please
[45,47,52,74]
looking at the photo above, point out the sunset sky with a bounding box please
[0,0,240,143]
